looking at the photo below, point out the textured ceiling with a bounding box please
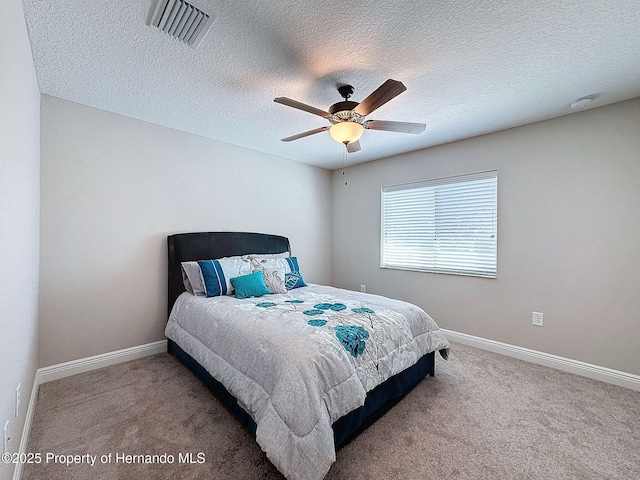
[22,0,640,170]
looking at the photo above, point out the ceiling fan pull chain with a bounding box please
[342,145,348,186]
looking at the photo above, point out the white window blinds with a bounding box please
[381,170,497,278]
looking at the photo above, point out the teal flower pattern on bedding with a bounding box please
[307,319,327,327]
[244,294,382,370]
[315,303,346,311]
[352,307,375,314]
[256,302,277,308]
[334,325,370,358]
[314,303,333,310]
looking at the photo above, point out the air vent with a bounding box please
[147,0,215,48]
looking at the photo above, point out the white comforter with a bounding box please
[165,284,450,480]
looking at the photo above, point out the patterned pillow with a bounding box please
[285,271,307,290]
[261,267,287,294]
[250,256,306,290]
[196,257,252,297]
[283,257,306,289]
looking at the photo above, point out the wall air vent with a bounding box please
[147,0,215,48]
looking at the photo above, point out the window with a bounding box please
[381,170,497,278]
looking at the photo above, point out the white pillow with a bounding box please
[181,262,206,296]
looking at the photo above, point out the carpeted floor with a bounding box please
[22,342,640,480]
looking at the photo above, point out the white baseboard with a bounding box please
[38,340,168,384]
[13,340,167,480]
[441,329,640,392]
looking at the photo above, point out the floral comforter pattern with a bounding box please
[165,284,450,480]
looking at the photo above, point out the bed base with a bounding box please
[167,339,435,449]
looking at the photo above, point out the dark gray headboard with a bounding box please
[167,232,291,317]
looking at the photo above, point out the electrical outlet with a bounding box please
[16,383,21,418]
[532,312,544,326]
[3,420,8,454]
[360,285,366,293]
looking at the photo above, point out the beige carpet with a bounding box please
[23,342,640,480]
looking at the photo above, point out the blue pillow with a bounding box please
[230,271,272,299]
[285,257,300,272]
[285,271,307,290]
[197,260,228,297]
[284,257,307,289]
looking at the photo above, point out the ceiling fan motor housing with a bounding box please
[328,100,358,114]
[329,101,364,124]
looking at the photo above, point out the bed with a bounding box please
[165,232,450,480]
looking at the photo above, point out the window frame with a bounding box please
[380,170,498,278]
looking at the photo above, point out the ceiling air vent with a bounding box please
[147,0,215,48]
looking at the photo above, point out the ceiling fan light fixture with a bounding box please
[275,79,423,152]
[329,121,364,145]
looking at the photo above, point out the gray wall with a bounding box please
[332,98,640,375]
[0,0,40,477]
[39,96,332,367]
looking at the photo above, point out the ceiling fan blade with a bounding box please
[354,79,407,116]
[274,97,331,119]
[280,126,330,142]
[346,140,361,153]
[364,120,426,134]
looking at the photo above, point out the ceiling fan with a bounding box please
[274,79,426,153]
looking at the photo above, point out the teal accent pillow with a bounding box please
[230,271,272,299]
